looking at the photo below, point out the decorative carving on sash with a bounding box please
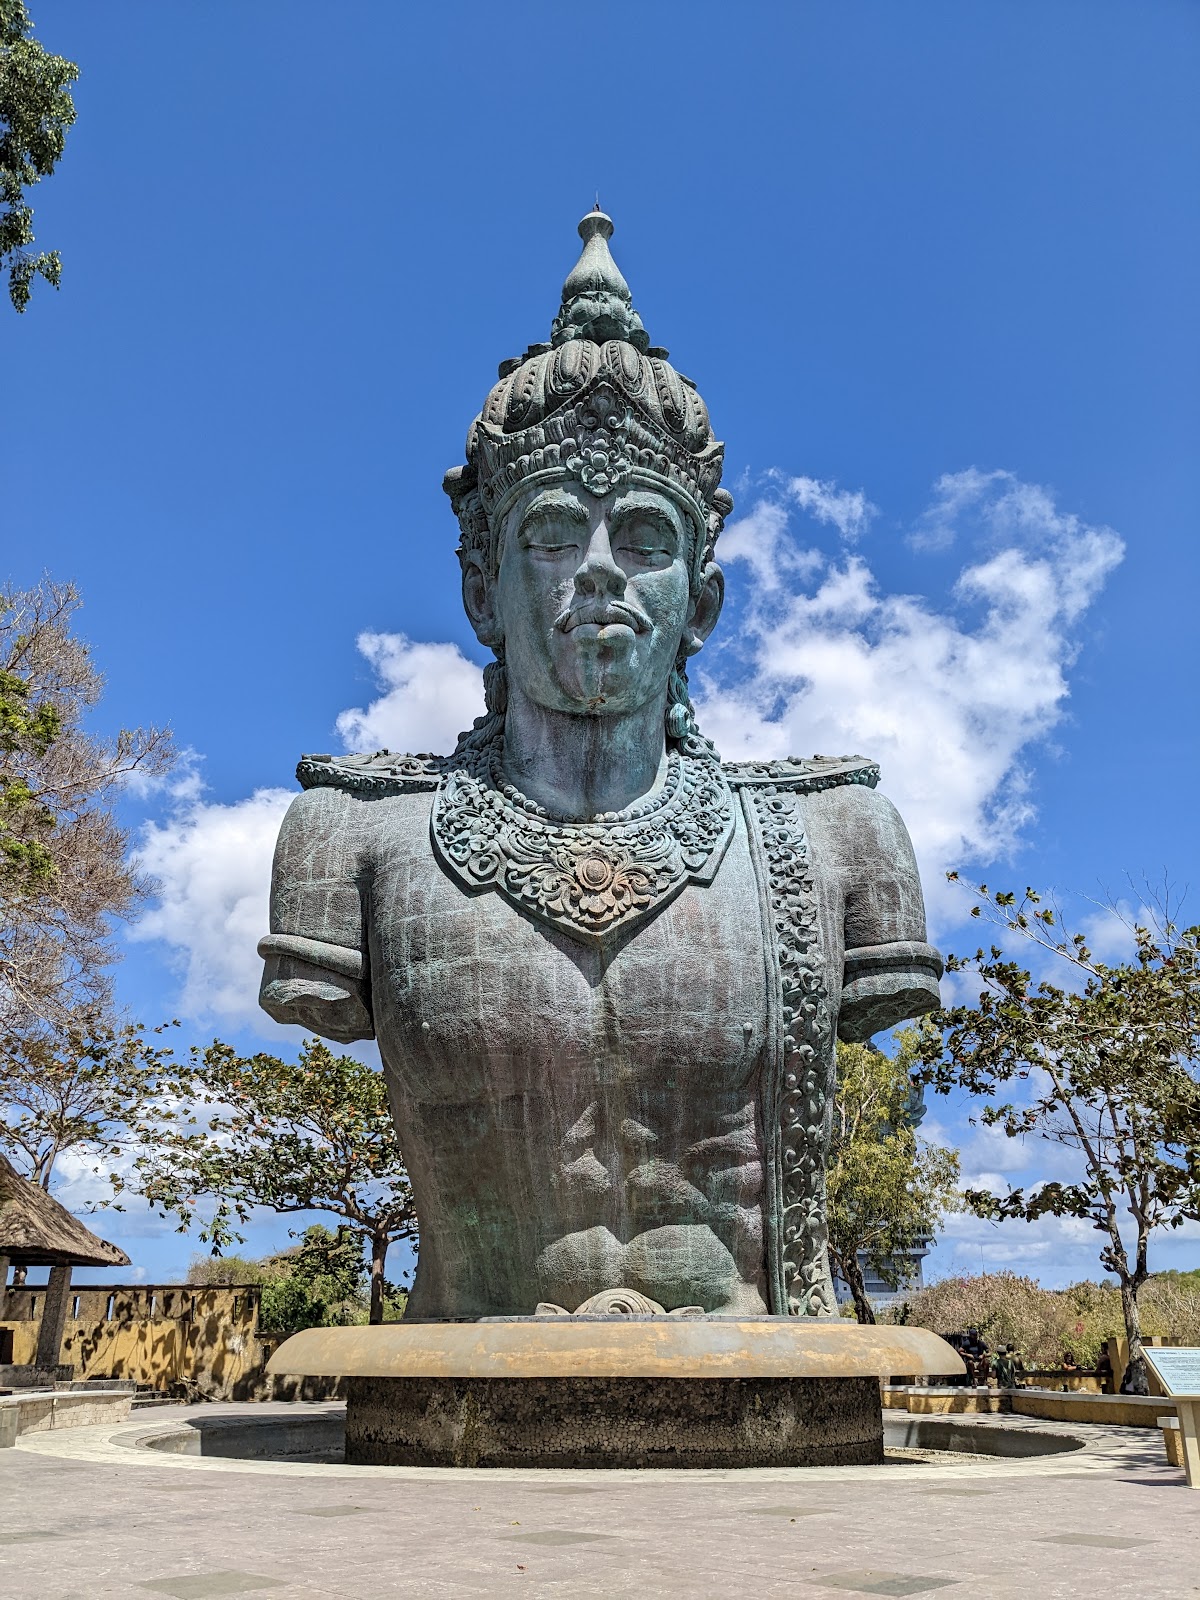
[746,786,836,1317]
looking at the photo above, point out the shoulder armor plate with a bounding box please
[298,750,881,798]
[296,750,450,796]
[722,754,879,792]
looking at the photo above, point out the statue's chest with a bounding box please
[368,811,768,1105]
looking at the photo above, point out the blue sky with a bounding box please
[6,1,1198,1290]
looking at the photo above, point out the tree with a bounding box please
[0,1013,176,1191]
[918,879,1200,1393]
[133,1038,418,1325]
[1,579,174,1029]
[186,1226,409,1333]
[255,1226,372,1334]
[0,0,77,312]
[826,1032,961,1324]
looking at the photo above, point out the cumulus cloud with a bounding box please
[133,786,295,1027]
[335,632,484,753]
[697,467,1123,925]
[133,634,487,1029]
[781,472,877,541]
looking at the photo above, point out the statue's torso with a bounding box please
[368,794,771,1317]
[259,747,941,1320]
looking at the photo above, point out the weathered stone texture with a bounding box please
[344,1374,883,1468]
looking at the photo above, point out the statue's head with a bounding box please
[444,210,733,742]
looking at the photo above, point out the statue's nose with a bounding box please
[574,527,626,598]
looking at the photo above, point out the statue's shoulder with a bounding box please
[722,753,880,795]
[296,749,451,798]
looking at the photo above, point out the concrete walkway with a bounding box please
[2,1402,1198,1598]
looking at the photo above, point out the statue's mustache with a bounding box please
[554,598,652,635]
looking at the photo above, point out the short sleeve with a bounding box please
[257,786,374,1042]
[829,786,943,1042]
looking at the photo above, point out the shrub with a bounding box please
[884,1270,1200,1366]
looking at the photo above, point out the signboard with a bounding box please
[1143,1347,1200,1397]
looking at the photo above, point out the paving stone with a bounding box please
[1037,1532,1156,1548]
[747,1505,831,1516]
[500,1530,614,1546]
[139,1574,287,1599]
[293,1506,369,1518]
[810,1572,958,1597]
[918,1486,995,1496]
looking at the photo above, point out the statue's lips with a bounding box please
[564,620,639,644]
[555,602,651,636]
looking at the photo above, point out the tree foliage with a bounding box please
[0,1013,175,1191]
[826,1031,961,1324]
[883,1269,1200,1370]
[133,1039,418,1325]
[0,0,77,312]
[0,579,174,1029]
[918,878,1200,1392]
[186,1226,409,1333]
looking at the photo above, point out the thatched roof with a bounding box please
[0,1154,130,1268]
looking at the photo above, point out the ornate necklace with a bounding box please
[430,725,735,948]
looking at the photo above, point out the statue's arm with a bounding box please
[822,784,943,1043]
[257,786,374,1043]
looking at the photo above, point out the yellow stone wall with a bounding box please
[1,1283,269,1398]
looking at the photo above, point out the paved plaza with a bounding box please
[2,1403,1199,1598]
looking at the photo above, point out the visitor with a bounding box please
[1061,1350,1078,1371]
[993,1344,1024,1389]
[961,1326,989,1386]
[1096,1341,1115,1394]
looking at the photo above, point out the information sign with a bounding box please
[1143,1347,1200,1397]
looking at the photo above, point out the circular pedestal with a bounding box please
[345,1374,882,1468]
[267,1319,964,1470]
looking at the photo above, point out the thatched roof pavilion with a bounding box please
[0,1154,130,1269]
[0,1153,130,1375]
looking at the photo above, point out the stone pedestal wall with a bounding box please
[345,1374,883,1468]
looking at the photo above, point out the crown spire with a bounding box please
[551,208,650,352]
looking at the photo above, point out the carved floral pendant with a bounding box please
[430,730,735,948]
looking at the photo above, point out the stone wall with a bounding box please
[0,1283,271,1399]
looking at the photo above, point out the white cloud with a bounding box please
[121,746,206,805]
[910,467,1006,552]
[780,472,876,541]
[335,632,485,754]
[1075,900,1145,966]
[132,786,294,1027]
[716,501,820,594]
[698,467,1124,927]
[133,634,487,1029]
[928,1208,1103,1286]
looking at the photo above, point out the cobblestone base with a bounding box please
[344,1375,884,1467]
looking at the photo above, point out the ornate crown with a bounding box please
[443,208,733,589]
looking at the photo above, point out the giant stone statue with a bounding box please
[258,210,942,1328]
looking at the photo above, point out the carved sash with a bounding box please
[739,784,838,1318]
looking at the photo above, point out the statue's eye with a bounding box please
[520,521,582,554]
[616,519,675,562]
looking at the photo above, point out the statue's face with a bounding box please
[466,481,722,720]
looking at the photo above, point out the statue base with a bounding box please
[345,1373,880,1467]
[267,1319,963,1469]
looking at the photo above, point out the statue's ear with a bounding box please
[461,555,501,648]
[684,562,724,656]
